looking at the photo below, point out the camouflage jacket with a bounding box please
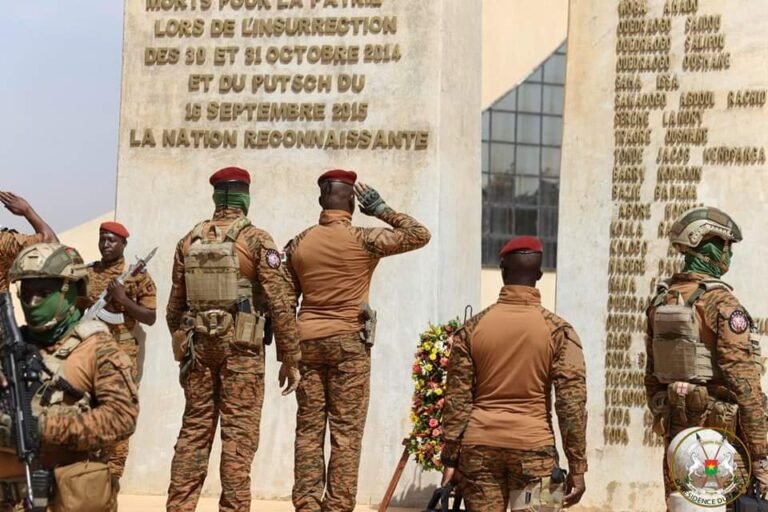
[442,290,588,474]
[166,208,301,365]
[284,208,431,341]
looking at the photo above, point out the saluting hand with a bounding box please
[0,192,32,217]
[564,473,586,508]
[279,364,301,396]
[354,182,388,217]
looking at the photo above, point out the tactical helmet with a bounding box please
[669,207,742,251]
[9,243,88,296]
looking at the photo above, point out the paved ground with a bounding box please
[118,496,418,512]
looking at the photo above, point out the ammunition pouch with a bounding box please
[52,460,111,512]
[705,397,739,433]
[194,310,233,337]
[172,313,196,362]
[359,304,377,348]
[232,311,265,354]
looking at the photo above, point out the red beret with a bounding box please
[100,221,130,239]
[209,166,251,186]
[499,236,543,257]
[317,169,357,186]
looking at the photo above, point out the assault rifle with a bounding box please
[0,292,51,511]
[83,247,157,324]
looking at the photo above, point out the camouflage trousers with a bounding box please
[104,330,139,482]
[292,334,370,512]
[459,445,561,512]
[166,332,265,512]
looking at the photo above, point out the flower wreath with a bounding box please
[405,319,461,472]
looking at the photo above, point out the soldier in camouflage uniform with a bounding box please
[0,191,57,293]
[644,207,768,511]
[80,221,156,489]
[442,236,587,512]
[0,243,138,511]
[165,167,301,512]
[284,170,431,512]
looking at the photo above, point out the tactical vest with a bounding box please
[31,320,106,416]
[184,217,252,312]
[650,279,730,384]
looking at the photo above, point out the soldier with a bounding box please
[165,166,302,512]
[80,221,157,489]
[441,236,588,512]
[284,169,431,512]
[0,191,57,293]
[0,243,138,511]
[644,207,768,511]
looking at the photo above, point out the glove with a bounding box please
[354,183,389,217]
[0,413,13,449]
[752,458,768,494]
[279,364,301,396]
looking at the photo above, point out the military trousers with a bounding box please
[459,445,561,512]
[292,333,371,512]
[166,332,264,512]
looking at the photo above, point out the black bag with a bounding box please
[423,485,464,512]
[734,481,768,512]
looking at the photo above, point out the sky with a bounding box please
[0,2,123,232]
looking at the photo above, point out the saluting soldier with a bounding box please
[644,207,768,511]
[80,221,157,490]
[442,236,588,512]
[284,169,431,512]
[0,191,57,293]
[165,166,301,512]
[0,243,138,512]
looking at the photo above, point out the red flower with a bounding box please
[432,428,442,437]
[428,418,438,428]
[440,357,449,367]
[437,399,445,408]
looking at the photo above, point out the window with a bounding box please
[481,41,566,269]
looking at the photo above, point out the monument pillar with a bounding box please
[559,0,768,510]
[115,0,480,502]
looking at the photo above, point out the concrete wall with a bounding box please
[482,0,568,108]
[116,0,480,504]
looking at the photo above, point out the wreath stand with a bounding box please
[378,443,410,512]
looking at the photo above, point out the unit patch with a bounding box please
[728,310,749,334]
[265,249,281,269]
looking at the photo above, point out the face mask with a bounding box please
[22,288,65,328]
[21,283,81,345]
[213,190,250,215]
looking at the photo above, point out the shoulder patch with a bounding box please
[728,310,750,334]
[265,248,281,269]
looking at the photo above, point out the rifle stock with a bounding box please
[0,292,50,511]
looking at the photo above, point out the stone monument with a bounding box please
[115,0,480,503]
[559,0,768,510]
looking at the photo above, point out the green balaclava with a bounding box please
[682,237,732,279]
[21,281,82,346]
[213,188,251,215]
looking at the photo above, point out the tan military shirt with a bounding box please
[0,324,139,478]
[0,229,44,293]
[284,208,431,341]
[166,208,301,365]
[645,272,768,458]
[443,285,588,474]
[83,257,157,332]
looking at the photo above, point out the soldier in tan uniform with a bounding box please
[442,236,588,512]
[165,166,302,512]
[80,221,156,488]
[284,169,431,512]
[0,191,57,293]
[0,243,139,511]
[644,207,768,511]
